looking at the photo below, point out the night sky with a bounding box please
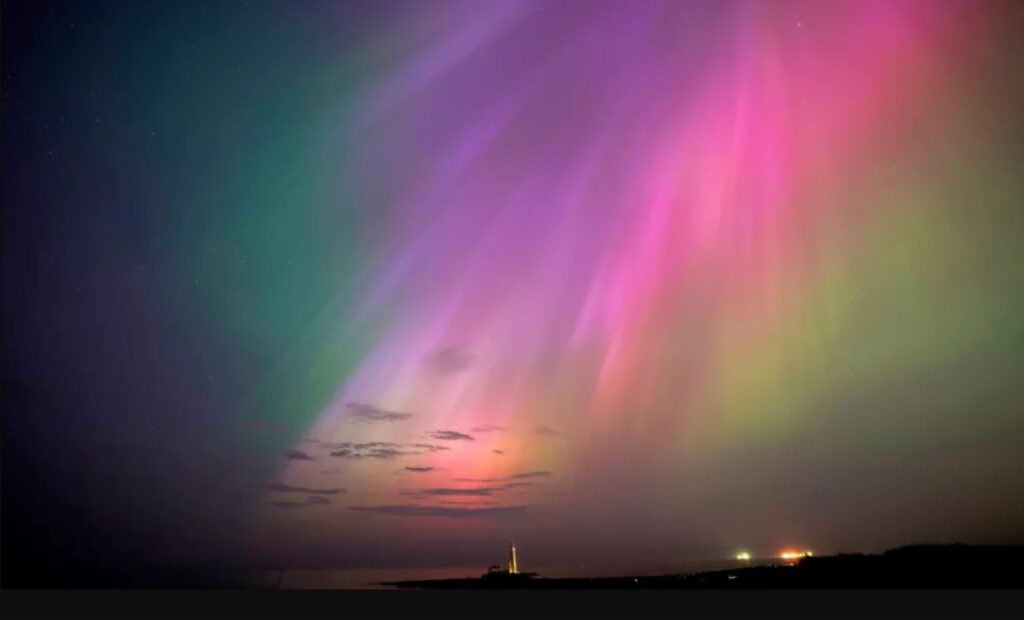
[3,0,1024,587]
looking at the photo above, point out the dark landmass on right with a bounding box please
[383,544,1024,589]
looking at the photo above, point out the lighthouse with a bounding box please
[508,542,518,574]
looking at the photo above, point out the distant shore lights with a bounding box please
[735,551,752,561]
[779,550,814,562]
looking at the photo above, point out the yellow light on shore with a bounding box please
[779,550,814,561]
[735,551,751,561]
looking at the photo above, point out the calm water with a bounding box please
[243,558,762,589]
[249,566,488,589]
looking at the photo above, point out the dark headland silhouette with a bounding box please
[381,544,1024,589]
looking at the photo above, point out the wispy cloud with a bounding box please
[430,430,475,441]
[535,426,560,437]
[330,441,402,450]
[456,471,551,483]
[270,495,332,509]
[331,447,412,460]
[404,479,539,497]
[509,470,551,479]
[403,487,500,497]
[346,402,413,423]
[501,481,540,489]
[404,466,434,473]
[284,449,315,461]
[470,425,505,433]
[492,449,504,455]
[349,505,529,519]
[410,443,451,452]
[267,483,346,495]
[324,442,453,460]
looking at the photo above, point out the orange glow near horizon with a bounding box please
[779,550,814,562]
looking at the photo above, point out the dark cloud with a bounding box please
[284,449,315,461]
[535,426,560,437]
[346,402,414,423]
[326,442,452,460]
[403,487,499,497]
[364,448,406,459]
[499,482,535,490]
[404,478,540,497]
[331,447,413,460]
[492,449,504,455]
[455,471,551,483]
[349,505,529,519]
[404,466,434,473]
[508,470,551,479]
[410,443,451,452]
[324,441,401,450]
[430,430,475,441]
[267,483,346,495]
[470,425,505,433]
[270,495,332,509]
[425,346,473,375]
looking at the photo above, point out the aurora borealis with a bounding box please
[3,0,1024,585]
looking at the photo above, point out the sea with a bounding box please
[239,558,760,589]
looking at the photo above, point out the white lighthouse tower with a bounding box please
[508,542,519,574]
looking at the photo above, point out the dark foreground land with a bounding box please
[382,545,1024,589]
